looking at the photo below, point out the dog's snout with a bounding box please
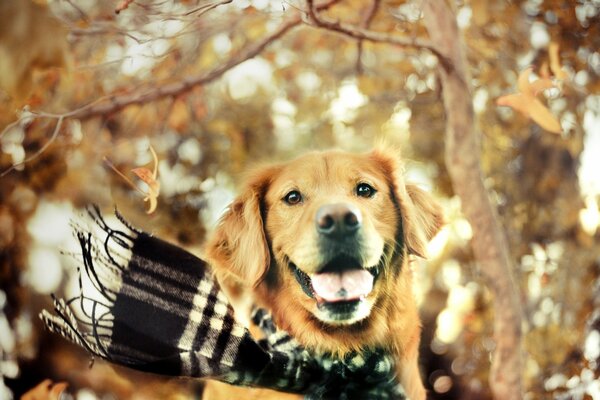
[316,203,362,238]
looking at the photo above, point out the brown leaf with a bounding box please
[130,145,160,214]
[22,379,68,400]
[131,167,160,193]
[104,145,160,214]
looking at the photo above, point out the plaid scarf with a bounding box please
[40,206,407,399]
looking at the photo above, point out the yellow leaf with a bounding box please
[549,42,568,80]
[528,98,562,134]
[496,93,529,116]
[515,68,556,96]
[497,68,562,134]
[145,195,158,214]
[529,78,555,96]
[517,67,533,95]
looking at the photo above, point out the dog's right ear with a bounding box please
[206,165,280,288]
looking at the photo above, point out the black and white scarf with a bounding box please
[40,206,407,399]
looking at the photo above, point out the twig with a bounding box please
[356,0,381,74]
[184,0,233,17]
[103,156,146,197]
[1,116,64,177]
[304,0,452,70]
[63,0,90,22]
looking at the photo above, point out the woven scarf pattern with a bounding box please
[40,206,407,399]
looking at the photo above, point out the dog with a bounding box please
[203,148,443,400]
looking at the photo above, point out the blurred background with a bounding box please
[0,0,599,399]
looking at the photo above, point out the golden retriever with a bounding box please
[204,148,443,400]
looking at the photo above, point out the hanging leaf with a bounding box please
[527,99,563,133]
[104,145,160,214]
[548,42,568,80]
[496,68,562,134]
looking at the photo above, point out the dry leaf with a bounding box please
[22,379,68,400]
[104,145,160,214]
[516,67,534,94]
[529,78,555,96]
[496,93,529,115]
[527,99,562,133]
[131,145,160,214]
[539,61,550,79]
[549,42,568,80]
[496,68,562,134]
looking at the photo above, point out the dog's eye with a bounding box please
[283,190,303,205]
[356,183,376,198]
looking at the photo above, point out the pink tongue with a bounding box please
[310,269,374,302]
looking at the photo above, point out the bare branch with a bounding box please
[422,1,524,399]
[304,0,451,68]
[1,116,64,177]
[69,20,298,120]
[0,0,343,177]
[67,0,341,120]
[183,0,233,17]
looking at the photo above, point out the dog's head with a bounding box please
[207,148,443,351]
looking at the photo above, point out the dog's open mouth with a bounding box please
[289,255,380,305]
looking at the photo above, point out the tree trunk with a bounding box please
[422,1,524,399]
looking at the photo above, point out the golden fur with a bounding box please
[204,148,443,400]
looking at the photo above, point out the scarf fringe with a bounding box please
[40,205,138,363]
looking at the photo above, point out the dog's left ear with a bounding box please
[206,165,279,288]
[402,183,444,257]
[371,148,444,258]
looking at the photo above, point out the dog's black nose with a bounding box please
[316,203,362,238]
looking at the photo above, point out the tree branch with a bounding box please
[304,0,451,68]
[1,115,64,177]
[66,0,340,121]
[70,21,296,120]
[421,1,523,399]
